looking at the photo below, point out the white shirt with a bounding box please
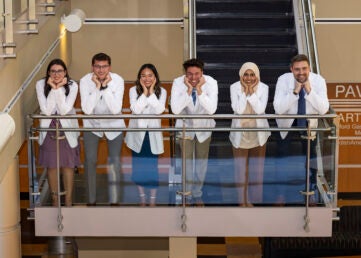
[229,81,270,148]
[36,79,79,148]
[170,74,218,143]
[80,72,126,140]
[273,72,329,139]
[125,86,167,154]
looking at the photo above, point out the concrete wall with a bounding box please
[314,0,361,82]
[69,0,184,82]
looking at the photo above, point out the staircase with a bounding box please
[195,0,298,115]
[196,0,298,202]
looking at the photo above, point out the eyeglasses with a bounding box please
[49,69,65,75]
[93,65,110,70]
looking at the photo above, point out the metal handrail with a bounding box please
[29,113,337,120]
[301,0,320,73]
[28,113,337,133]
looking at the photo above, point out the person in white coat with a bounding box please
[125,64,167,206]
[170,58,218,206]
[36,58,80,206]
[229,62,270,206]
[273,54,329,204]
[80,53,125,206]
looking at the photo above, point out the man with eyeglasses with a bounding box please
[170,58,218,206]
[80,52,125,206]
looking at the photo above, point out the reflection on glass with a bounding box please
[28,115,337,208]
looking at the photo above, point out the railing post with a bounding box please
[55,119,64,232]
[301,119,316,232]
[179,118,190,232]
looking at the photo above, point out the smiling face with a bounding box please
[92,60,111,81]
[48,64,66,84]
[291,60,310,83]
[241,69,257,87]
[185,66,203,87]
[140,68,156,88]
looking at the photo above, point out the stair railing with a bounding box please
[300,0,320,73]
[183,0,196,59]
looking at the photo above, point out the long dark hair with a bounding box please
[135,63,161,99]
[44,59,72,97]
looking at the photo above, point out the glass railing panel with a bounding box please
[172,129,236,206]
[264,131,319,206]
[28,117,178,207]
[316,115,338,202]
[28,113,338,209]
[172,116,337,208]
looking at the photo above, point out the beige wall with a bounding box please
[0,2,72,182]
[313,0,361,82]
[71,0,182,18]
[313,0,361,18]
[69,0,184,81]
[313,0,361,192]
[70,24,184,82]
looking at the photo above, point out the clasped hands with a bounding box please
[184,76,205,96]
[241,77,259,96]
[293,81,311,95]
[47,77,68,90]
[92,73,112,90]
[140,79,157,97]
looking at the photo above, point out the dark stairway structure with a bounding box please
[196,0,298,115]
[196,0,299,203]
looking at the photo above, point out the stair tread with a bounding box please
[198,44,296,49]
[197,46,297,52]
[197,12,293,18]
[197,0,291,2]
[197,29,295,35]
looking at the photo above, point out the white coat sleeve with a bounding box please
[54,82,78,115]
[305,77,329,115]
[198,78,218,115]
[102,75,124,114]
[80,77,101,115]
[36,81,57,116]
[130,88,147,114]
[230,83,248,114]
[273,76,298,114]
[247,84,269,114]
[147,89,167,114]
[170,79,193,114]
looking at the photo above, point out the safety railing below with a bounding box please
[27,112,338,236]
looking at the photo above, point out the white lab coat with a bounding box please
[229,81,270,148]
[36,79,79,148]
[125,86,167,154]
[80,72,126,140]
[170,74,218,143]
[273,72,329,139]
